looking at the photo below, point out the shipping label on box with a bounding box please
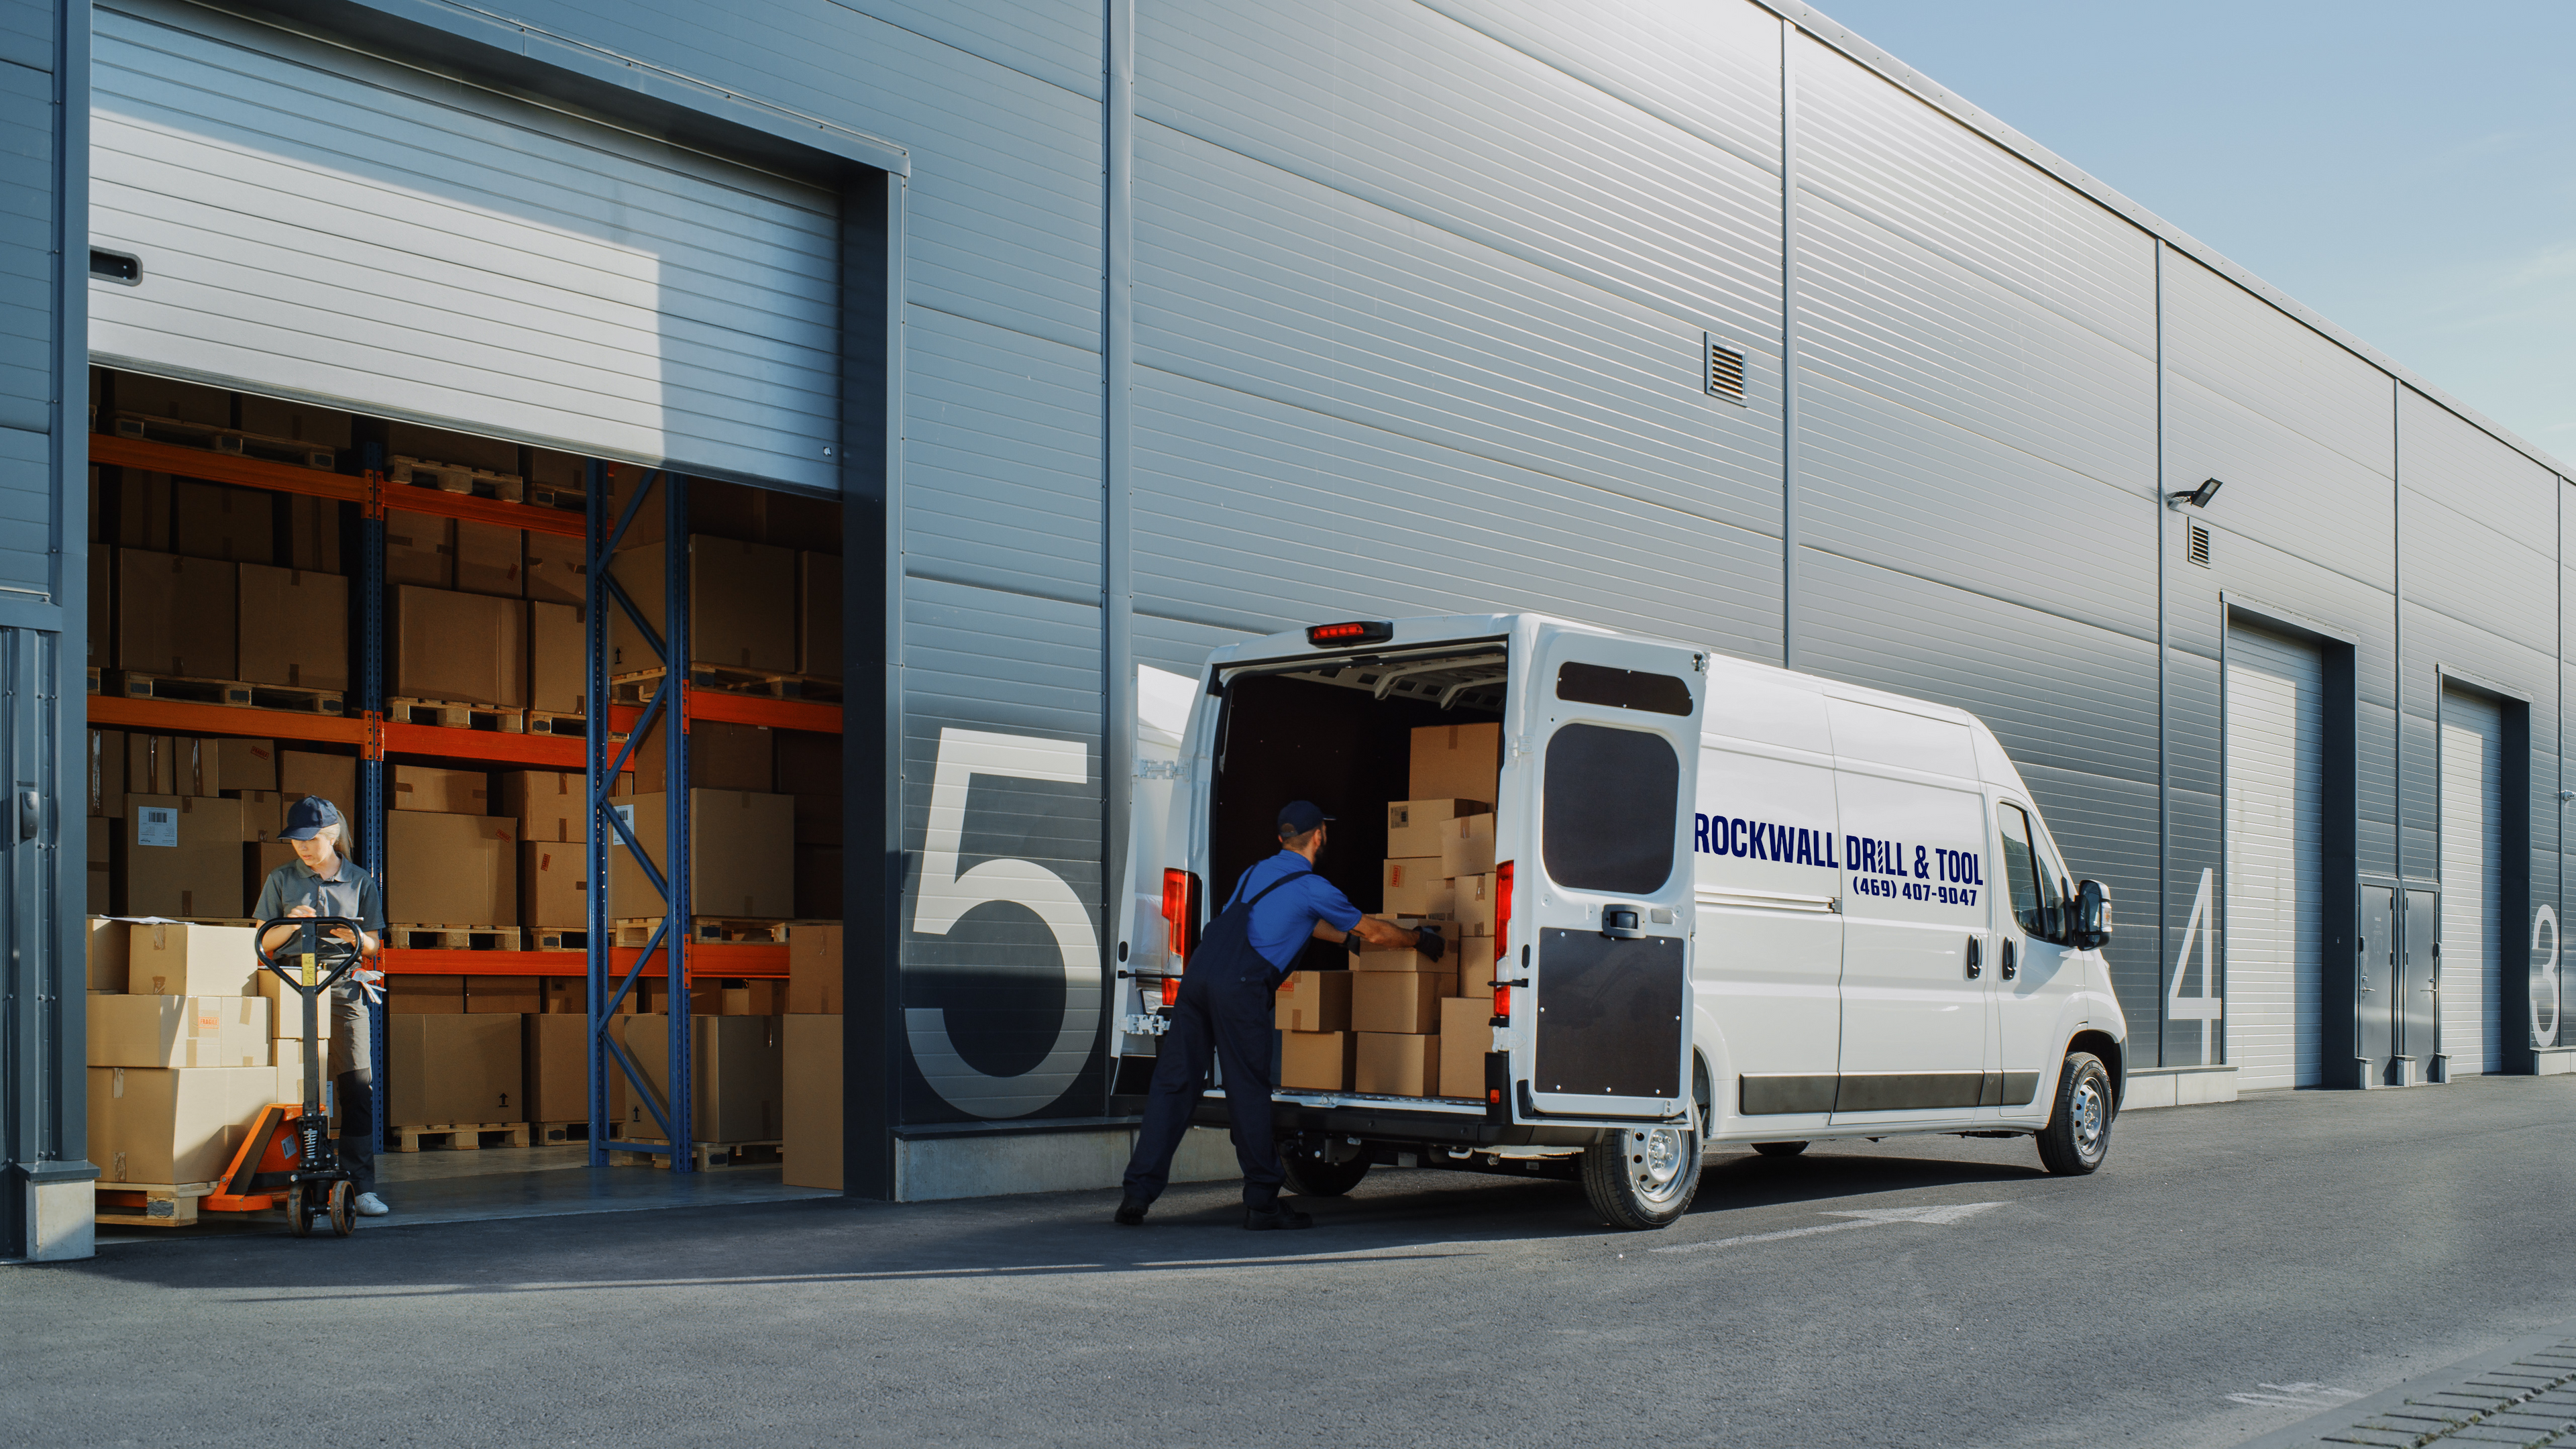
[1387,798,1490,857]
[1280,1031,1356,1093]
[1438,998,1491,1102]
[1274,970,1352,1033]
[1356,1032,1442,1097]
[1437,814,1497,878]
[1352,971,1452,1035]
[1381,859,1452,918]
[1410,722,1501,805]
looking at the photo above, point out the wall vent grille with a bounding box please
[2188,522,2211,568]
[1704,337,1745,402]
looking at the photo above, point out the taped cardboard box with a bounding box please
[529,600,583,714]
[384,812,515,925]
[279,493,343,574]
[1452,935,1501,999]
[384,510,453,588]
[226,790,281,841]
[88,1065,274,1184]
[622,1014,784,1142]
[1439,998,1491,1101]
[1382,858,1452,918]
[1280,1031,1356,1092]
[782,1014,843,1189]
[1436,813,1497,878]
[237,565,348,690]
[631,718,771,794]
[608,536,797,674]
[519,841,588,929]
[88,994,271,1069]
[392,763,488,815]
[1386,798,1489,858]
[86,916,128,991]
[207,738,277,794]
[523,529,584,605]
[466,975,541,1014]
[606,791,794,919]
[1410,722,1501,804]
[90,728,126,818]
[113,469,172,550]
[87,819,111,912]
[1453,873,1495,936]
[1352,971,1452,1035]
[453,520,523,597]
[502,770,586,843]
[1353,922,1450,973]
[127,733,176,797]
[279,751,357,816]
[787,922,842,1014]
[1356,1032,1441,1097]
[388,1014,525,1126]
[121,798,248,920]
[172,480,274,566]
[394,584,527,708]
[1274,970,1351,1032]
[528,1011,586,1124]
[115,549,235,678]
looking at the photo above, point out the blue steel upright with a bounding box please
[358,440,386,1155]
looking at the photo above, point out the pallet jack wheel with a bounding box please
[327,1179,356,1237]
[286,1183,314,1238]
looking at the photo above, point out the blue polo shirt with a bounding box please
[1228,850,1364,973]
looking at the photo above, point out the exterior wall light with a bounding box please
[2165,477,2224,511]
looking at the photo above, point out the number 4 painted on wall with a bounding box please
[2169,867,2222,1063]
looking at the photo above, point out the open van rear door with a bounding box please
[1109,665,1203,1099]
[1511,623,1705,1124]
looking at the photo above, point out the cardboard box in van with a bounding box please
[1436,814,1496,878]
[1356,1032,1440,1097]
[1352,971,1450,1035]
[1409,722,1500,804]
[1353,923,1448,973]
[1452,873,1495,936]
[1381,859,1451,918]
[1280,1031,1356,1092]
[1438,998,1490,1100]
[1275,970,1351,1032]
[1452,935,1500,998]
[1386,798,1489,857]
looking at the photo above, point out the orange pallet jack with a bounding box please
[219,916,367,1236]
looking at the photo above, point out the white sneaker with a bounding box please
[353,1192,390,1217]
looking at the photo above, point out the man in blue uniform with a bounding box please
[1116,800,1442,1230]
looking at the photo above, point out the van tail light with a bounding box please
[1161,977,1180,1008]
[1491,983,1509,1024]
[1160,868,1200,972]
[1491,861,1514,972]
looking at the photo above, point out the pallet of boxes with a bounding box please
[1278,724,1502,1103]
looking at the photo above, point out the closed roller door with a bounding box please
[91,0,838,490]
[2440,688,2506,1075]
[2224,624,2324,1091]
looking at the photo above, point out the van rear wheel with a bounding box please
[1580,1120,1702,1230]
[2036,1051,2114,1176]
[1280,1149,1369,1198]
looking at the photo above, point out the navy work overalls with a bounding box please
[1122,866,1312,1208]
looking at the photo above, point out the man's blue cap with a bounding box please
[1277,800,1334,836]
[278,795,342,841]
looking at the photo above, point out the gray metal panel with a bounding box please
[91,0,840,488]
[0,55,52,438]
[2020,761,2161,1044]
[0,423,47,594]
[0,0,46,72]
[1134,120,1784,542]
[1135,0,1784,349]
[2400,388,2557,659]
[2162,253,2394,481]
[900,303,1104,604]
[2163,370,2395,594]
[832,0,1101,101]
[2359,700,2400,876]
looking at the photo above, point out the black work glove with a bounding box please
[1415,925,1446,964]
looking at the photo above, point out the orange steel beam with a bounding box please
[378,482,586,538]
[608,686,843,736]
[379,720,584,768]
[86,694,367,746]
[89,433,370,504]
[376,944,786,978]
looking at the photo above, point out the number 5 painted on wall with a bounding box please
[906,727,1102,1119]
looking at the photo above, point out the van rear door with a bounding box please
[1109,665,1205,1098]
[1513,624,1705,1123]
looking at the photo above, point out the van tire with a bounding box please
[2036,1051,2114,1176]
[1580,1120,1702,1230]
[1751,1140,1809,1159]
[1280,1152,1369,1198]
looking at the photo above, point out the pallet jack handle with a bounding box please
[254,916,364,1121]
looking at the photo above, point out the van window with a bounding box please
[1556,662,1692,717]
[1544,723,1678,893]
[1997,803,2064,941]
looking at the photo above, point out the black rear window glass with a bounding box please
[1556,661,1691,716]
[1542,723,1679,893]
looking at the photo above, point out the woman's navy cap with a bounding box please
[1277,800,1334,835]
[278,795,342,841]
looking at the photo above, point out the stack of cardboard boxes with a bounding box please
[86,732,356,918]
[1277,722,1503,1101]
[781,923,843,1187]
[84,920,309,1185]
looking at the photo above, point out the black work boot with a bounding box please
[1113,1195,1151,1226]
[1242,1201,1312,1231]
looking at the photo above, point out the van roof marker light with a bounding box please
[1305,620,1393,647]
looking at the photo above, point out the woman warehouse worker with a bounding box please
[254,795,391,1218]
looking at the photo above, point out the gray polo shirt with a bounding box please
[253,854,386,963]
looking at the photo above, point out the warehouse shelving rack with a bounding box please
[87,427,841,1170]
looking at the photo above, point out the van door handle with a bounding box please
[1966,937,1982,979]
[2001,939,2018,981]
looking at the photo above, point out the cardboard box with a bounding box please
[529,600,583,714]
[1438,998,1490,1102]
[385,812,515,924]
[503,770,587,843]
[1387,798,1489,858]
[88,994,271,1069]
[528,1011,587,1123]
[1356,1032,1442,1097]
[126,733,176,797]
[633,718,772,794]
[623,1014,784,1142]
[207,738,278,794]
[782,1013,842,1189]
[172,480,274,566]
[519,841,588,928]
[117,373,229,425]
[1438,813,1497,878]
[524,529,584,605]
[608,791,795,919]
[87,819,112,914]
[1280,1032,1356,1092]
[91,728,127,818]
[1452,934,1501,998]
[389,420,516,474]
[1274,970,1352,1032]
[798,551,841,680]
[775,730,842,845]
[787,922,842,1014]
[86,916,128,991]
[225,790,281,841]
[1381,859,1452,918]
[1453,872,1495,936]
[543,976,614,1015]
[113,469,172,551]
[395,584,527,707]
[270,1036,329,1114]
[115,549,235,678]
[235,394,353,452]
[1411,722,1501,804]
[1353,922,1450,973]
[608,536,798,674]
[392,764,488,815]
[121,798,248,919]
[386,974,464,1015]
[454,520,523,596]
[605,468,770,550]
[1352,971,1451,1035]
[690,980,786,1016]
[237,565,348,690]
[87,539,108,665]
[280,494,345,574]
[384,510,453,588]
[465,975,543,1014]
[279,751,357,817]
[387,1014,525,1125]
[88,1065,274,1184]
[124,920,258,998]
[794,845,842,918]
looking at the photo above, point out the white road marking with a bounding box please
[1649,1201,2005,1254]
[2224,1381,2363,1410]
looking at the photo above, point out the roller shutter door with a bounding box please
[2440,688,2506,1075]
[89,0,839,490]
[2224,624,2325,1091]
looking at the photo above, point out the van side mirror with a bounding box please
[2073,879,2112,951]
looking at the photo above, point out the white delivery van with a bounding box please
[1114,613,2127,1230]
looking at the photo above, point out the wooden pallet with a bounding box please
[610,665,842,704]
[93,1179,222,1228]
[384,924,525,951]
[391,1121,533,1152]
[612,917,788,947]
[388,454,525,503]
[84,665,99,694]
[248,683,346,716]
[525,709,585,737]
[532,928,588,952]
[386,697,525,733]
[535,1120,589,1146]
[528,482,586,513]
[609,1137,781,1171]
[111,412,337,471]
[113,672,348,716]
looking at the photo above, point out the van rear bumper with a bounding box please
[1173,1095,1601,1148]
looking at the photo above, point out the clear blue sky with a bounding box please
[1813,1,2576,462]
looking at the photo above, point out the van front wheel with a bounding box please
[2036,1051,2114,1176]
[1581,1120,1702,1230]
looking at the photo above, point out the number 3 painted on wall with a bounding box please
[2532,906,2560,1050]
[906,727,1103,1118]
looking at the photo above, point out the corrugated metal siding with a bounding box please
[2440,688,2506,1073]
[2163,370,2395,594]
[2163,253,2394,480]
[902,304,1104,605]
[2402,390,2557,658]
[2225,623,2326,1091]
[0,50,50,440]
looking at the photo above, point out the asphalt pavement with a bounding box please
[14,1075,2576,1448]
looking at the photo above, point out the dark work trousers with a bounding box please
[1122,967,1285,1208]
[325,985,376,1194]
